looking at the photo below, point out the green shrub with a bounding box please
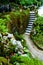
[10,55,43,65]
[8,9,30,34]
[0,14,10,33]
[31,16,43,49]
[0,57,12,65]
[19,0,41,6]
[0,19,8,33]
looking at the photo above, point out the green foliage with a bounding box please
[31,16,43,49]
[10,54,31,64]
[27,58,43,65]
[10,55,43,65]
[19,58,43,65]
[0,33,32,65]
[10,54,19,64]
[39,0,43,5]
[0,33,43,65]
[0,0,42,6]
[14,33,24,40]
[0,0,9,4]
[0,57,8,65]
[14,33,27,47]
[17,55,31,62]
[8,9,30,34]
[19,0,41,6]
[0,56,43,65]
[0,19,8,33]
[0,14,10,33]
[20,0,33,5]
[0,39,16,56]
[34,16,43,24]
[0,57,12,65]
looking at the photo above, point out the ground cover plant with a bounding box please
[31,16,43,49]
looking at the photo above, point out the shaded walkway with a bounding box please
[23,34,43,61]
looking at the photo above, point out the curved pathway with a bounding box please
[23,34,43,61]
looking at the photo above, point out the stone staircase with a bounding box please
[25,11,36,35]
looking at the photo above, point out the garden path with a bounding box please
[23,34,43,61]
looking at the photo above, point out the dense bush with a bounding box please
[7,9,30,34]
[0,57,12,65]
[0,8,30,33]
[19,0,37,5]
[19,0,42,6]
[0,0,9,4]
[31,16,43,49]
[0,0,42,6]
[0,14,10,33]
[0,19,8,33]
[10,55,43,65]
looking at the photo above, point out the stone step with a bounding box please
[29,22,33,24]
[28,23,33,26]
[30,15,35,18]
[29,19,35,21]
[30,14,35,16]
[30,12,35,13]
[29,20,35,22]
[26,26,32,29]
[26,30,31,33]
[25,33,30,35]
[25,11,35,34]
[30,11,35,14]
[26,28,32,31]
[29,17,35,20]
[27,26,32,28]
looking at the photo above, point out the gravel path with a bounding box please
[23,34,43,61]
